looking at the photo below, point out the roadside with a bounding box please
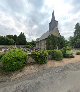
[0,55,80,82]
[0,58,80,92]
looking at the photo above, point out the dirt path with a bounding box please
[0,55,80,92]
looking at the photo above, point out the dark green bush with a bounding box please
[0,52,5,60]
[76,51,80,55]
[53,50,63,61]
[31,51,48,64]
[1,49,28,72]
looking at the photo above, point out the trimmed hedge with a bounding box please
[53,50,63,61]
[31,51,48,64]
[1,49,28,72]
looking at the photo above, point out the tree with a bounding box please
[57,36,66,49]
[0,36,14,45]
[69,23,80,48]
[26,40,36,49]
[17,32,26,45]
[46,35,58,50]
[46,35,66,50]
[74,23,80,37]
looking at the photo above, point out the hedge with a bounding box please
[1,49,28,72]
[53,50,63,61]
[61,47,74,58]
[31,51,48,64]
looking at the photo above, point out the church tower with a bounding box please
[49,11,58,31]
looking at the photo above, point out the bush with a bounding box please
[53,50,63,61]
[76,51,80,55]
[1,49,28,72]
[31,51,48,64]
[62,47,74,58]
[64,50,74,58]
[0,52,5,60]
[46,50,54,60]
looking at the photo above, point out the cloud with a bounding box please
[0,0,80,41]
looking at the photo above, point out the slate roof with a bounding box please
[36,31,50,41]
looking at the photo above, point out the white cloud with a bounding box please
[0,0,80,41]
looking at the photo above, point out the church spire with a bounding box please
[49,10,58,31]
[52,10,55,20]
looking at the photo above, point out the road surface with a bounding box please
[0,62,80,92]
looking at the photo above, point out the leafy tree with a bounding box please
[13,35,17,43]
[46,35,66,50]
[0,36,14,45]
[57,36,66,49]
[74,23,80,37]
[69,23,80,48]
[46,35,58,50]
[26,40,36,49]
[17,32,26,45]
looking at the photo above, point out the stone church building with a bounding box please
[36,11,60,50]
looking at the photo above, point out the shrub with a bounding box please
[46,50,54,60]
[53,50,63,61]
[0,52,5,60]
[76,51,80,55]
[64,50,74,58]
[1,49,28,72]
[62,47,74,58]
[31,51,48,64]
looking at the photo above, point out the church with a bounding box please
[36,11,60,50]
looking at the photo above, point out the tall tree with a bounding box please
[69,23,80,48]
[17,32,26,45]
[74,23,80,37]
[57,36,66,49]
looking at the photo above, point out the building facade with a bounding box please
[36,11,60,50]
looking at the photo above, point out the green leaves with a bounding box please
[46,35,66,50]
[1,49,28,72]
[31,51,48,64]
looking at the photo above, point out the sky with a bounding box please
[0,0,80,41]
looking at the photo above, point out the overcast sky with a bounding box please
[0,0,80,41]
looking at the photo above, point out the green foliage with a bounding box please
[0,32,27,45]
[26,40,36,49]
[31,51,48,64]
[17,32,26,45]
[57,36,66,49]
[1,49,28,72]
[76,51,80,55]
[74,23,80,37]
[0,36,15,45]
[46,50,63,60]
[46,35,66,50]
[46,35,58,50]
[46,50,54,60]
[69,23,80,48]
[0,52,5,60]
[53,50,63,61]
[62,47,74,58]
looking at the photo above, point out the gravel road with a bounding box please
[1,62,80,92]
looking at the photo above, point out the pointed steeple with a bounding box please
[49,10,58,31]
[52,10,55,20]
